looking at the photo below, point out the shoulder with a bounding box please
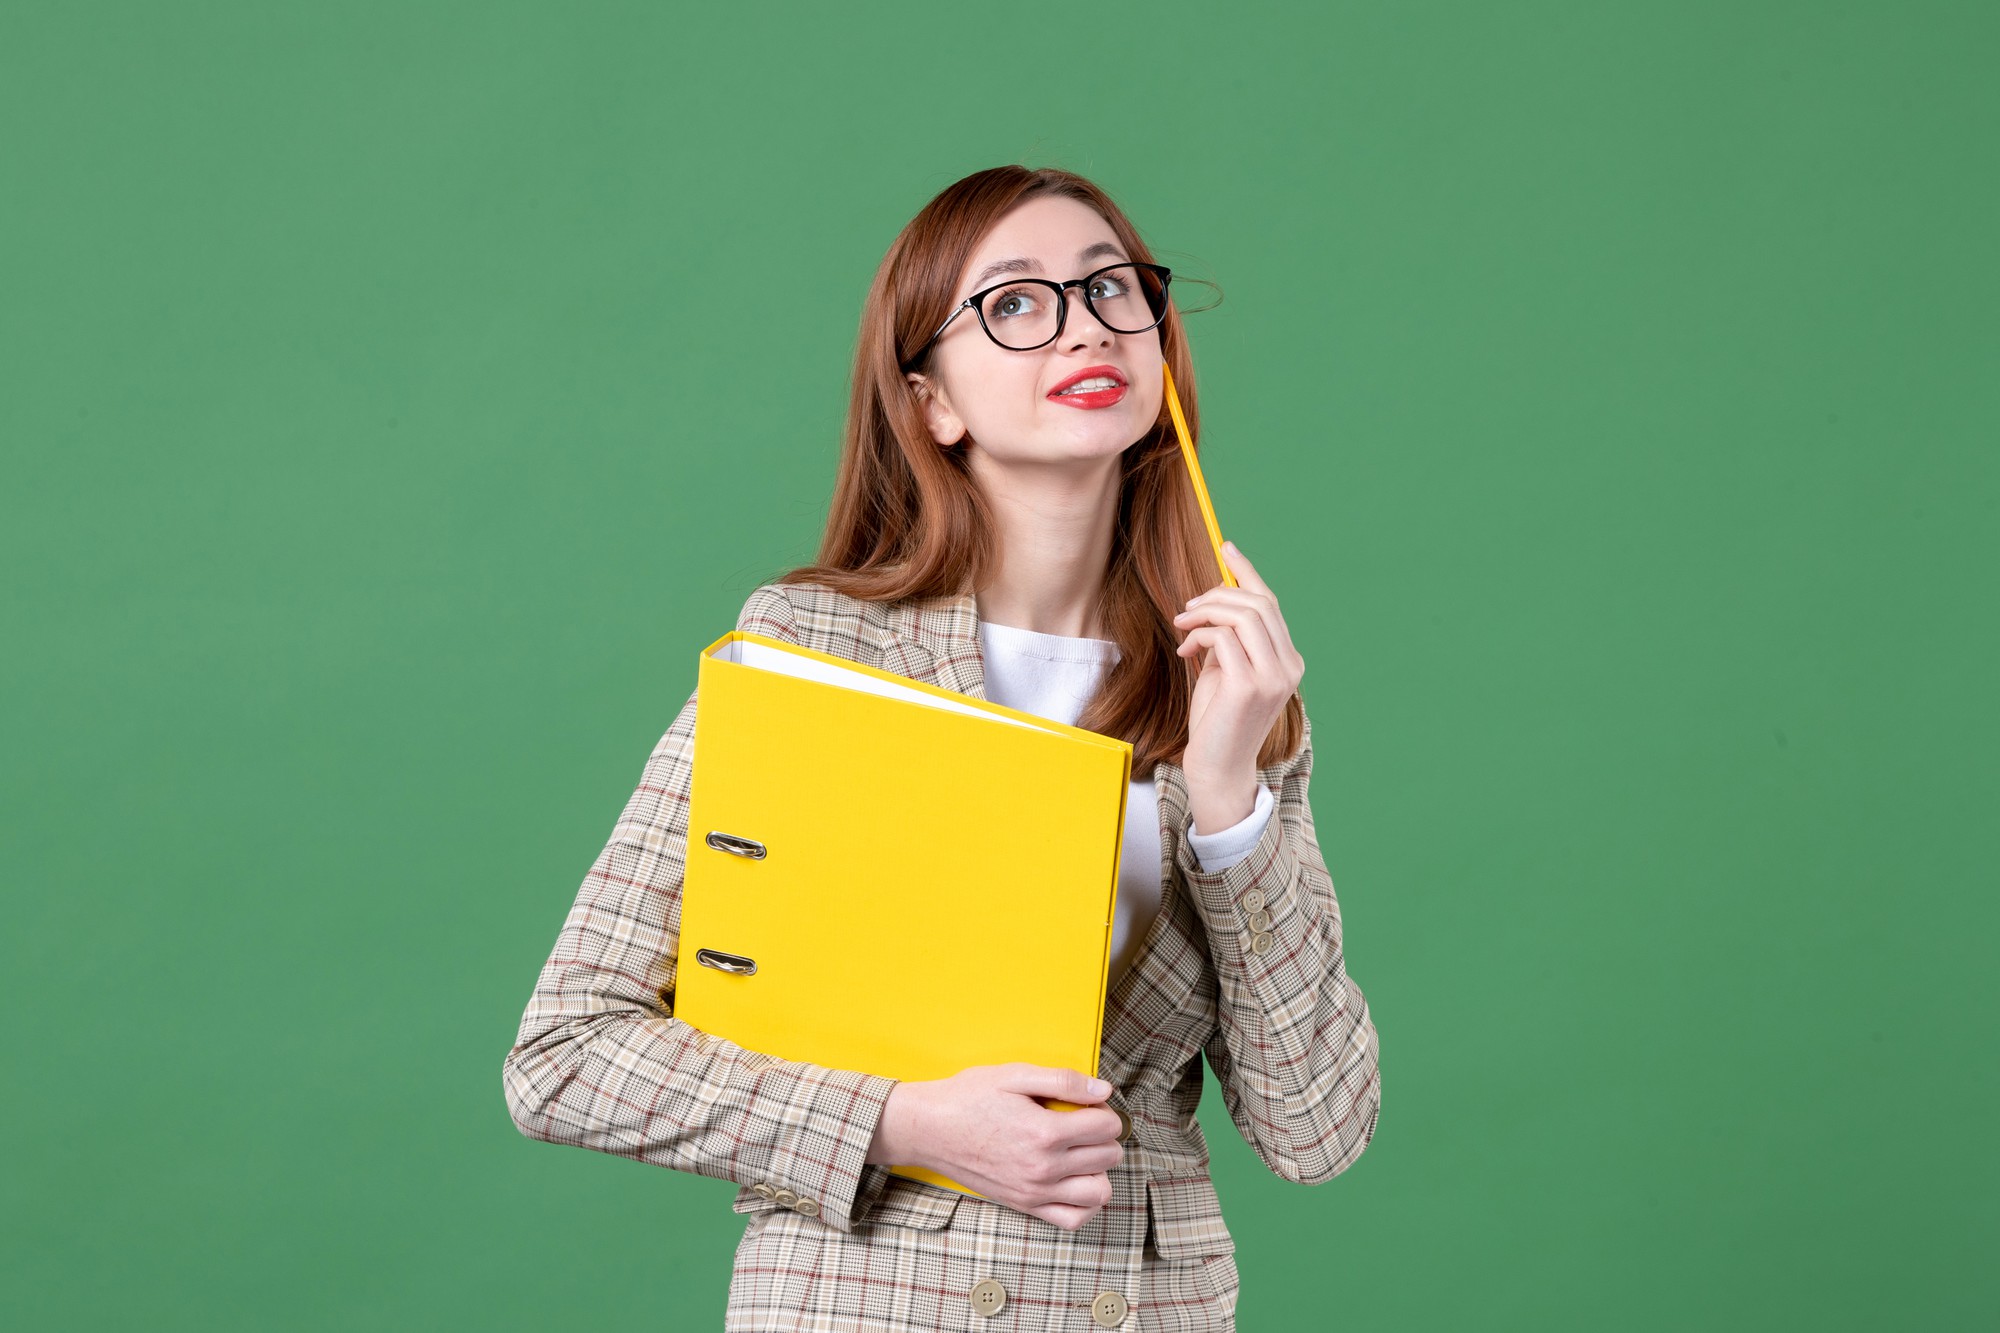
[733,579,906,663]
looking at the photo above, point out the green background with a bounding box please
[4,2,1993,1328]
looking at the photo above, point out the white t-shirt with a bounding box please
[975,619,1276,987]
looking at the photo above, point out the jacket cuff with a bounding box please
[1175,786,1299,962]
[740,1062,899,1234]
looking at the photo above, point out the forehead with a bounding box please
[961,195,1123,287]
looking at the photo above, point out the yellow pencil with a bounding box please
[1161,360,1237,588]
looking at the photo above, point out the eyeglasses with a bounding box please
[901,261,1173,371]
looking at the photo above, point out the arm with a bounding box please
[1179,718,1382,1184]
[500,585,901,1233]
[1169,543,1381,1183]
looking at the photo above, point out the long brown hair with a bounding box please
[773,164,1304,773]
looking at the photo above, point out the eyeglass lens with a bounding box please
[978,264,1168,351]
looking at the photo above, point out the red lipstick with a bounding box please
[1046,364,1129,410]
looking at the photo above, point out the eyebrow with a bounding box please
[968,241,1128,293]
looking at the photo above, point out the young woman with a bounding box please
[503,164,1381,1332]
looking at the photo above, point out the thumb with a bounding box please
[997,1064,1112,1105]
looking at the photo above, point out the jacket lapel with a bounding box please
[902,588,988,701]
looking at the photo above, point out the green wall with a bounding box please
[4,2,1992,1328]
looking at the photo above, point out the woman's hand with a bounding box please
[866,1064,1125,1230]
[1172,542,1307,833]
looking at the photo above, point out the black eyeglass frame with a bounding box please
[900,261,1174,372]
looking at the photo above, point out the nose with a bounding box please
[1058,284,1116,351]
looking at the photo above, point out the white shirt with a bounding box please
[975,619,1276,987]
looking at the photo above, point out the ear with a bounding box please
[905,371,968,447]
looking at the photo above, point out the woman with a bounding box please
[503,164,1381,1331]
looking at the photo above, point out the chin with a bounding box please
[1063,431,1135,462]
[1057,411,1141,446]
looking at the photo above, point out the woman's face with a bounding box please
[907,195,1165,466]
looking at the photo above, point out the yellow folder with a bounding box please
[673,629,1133,1198]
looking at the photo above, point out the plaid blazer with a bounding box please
[503,579,1381,1331]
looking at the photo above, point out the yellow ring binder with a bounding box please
[674,629,1133,1199]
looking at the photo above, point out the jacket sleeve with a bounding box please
[500,584,902,1233]
[1177,715,1382,1184]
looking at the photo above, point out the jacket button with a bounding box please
[1247,909,1273,931]
[1113,1104,1134,1141]
[752,1182,776,1199]
[794,1196,820,1217]
[1243,889,1265,911]
[1249,930,1274,955]
[970,1278,1007,1316]
[1091,1289,1130,1326]
[774,1188,798,1207]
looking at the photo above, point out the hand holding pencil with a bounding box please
[1162,361,1305,818]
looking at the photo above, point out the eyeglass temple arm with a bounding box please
[905,302,973,371]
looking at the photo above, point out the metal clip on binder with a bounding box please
[705,831,767,859]
[695,949,758,976]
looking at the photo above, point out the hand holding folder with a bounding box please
[673,629,1133,1198]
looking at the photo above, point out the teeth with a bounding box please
[1057,377,1121,394]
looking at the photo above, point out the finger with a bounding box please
[1214,544,1302,661]
[1033,1202,1101,1231]
[998,1064,1112,1104]
[1044,1105,1125,1149]
[1173,625,1222,665]
[1059,1139,1125,1175]
[1051,1170,1114,1213]
[1175,599,1282,677]
[1186,580,1299,664]
[1221,541,1270,596]
[1204,623,1255,681]
[1175,625,1255,687]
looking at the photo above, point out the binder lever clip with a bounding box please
[696,949,758,976]
[705,831,768,860]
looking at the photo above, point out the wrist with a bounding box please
[1186,766,1258,836]
[865,1080,931,1169]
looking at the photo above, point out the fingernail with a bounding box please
[1090,1079,1112,1098]
[1224,540,1238,552]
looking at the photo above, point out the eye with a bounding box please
[989,286,1041,320]
[1088,273,1131,300]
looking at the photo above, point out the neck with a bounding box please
[966,448,1120,639]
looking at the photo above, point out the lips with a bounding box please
[1047,365,1130,410]
[1048,364,1128,397]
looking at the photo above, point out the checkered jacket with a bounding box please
[502,579,1381,1330]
